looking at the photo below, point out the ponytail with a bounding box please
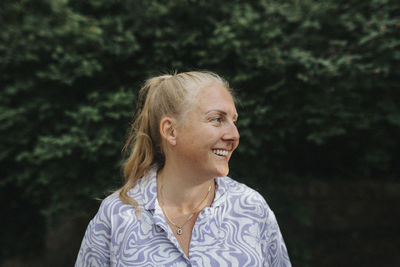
[119,75,171,214]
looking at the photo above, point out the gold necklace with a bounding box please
[159,179,212,235]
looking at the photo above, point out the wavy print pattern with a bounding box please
[76,168,291,267]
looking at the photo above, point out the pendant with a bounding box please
[177,228,183,235]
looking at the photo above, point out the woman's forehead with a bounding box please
[194,85,237,115]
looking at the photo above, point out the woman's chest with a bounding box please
[110,215,263,266]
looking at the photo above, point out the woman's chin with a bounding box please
[214,165,229,177]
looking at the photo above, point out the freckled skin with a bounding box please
[174,84,240,180]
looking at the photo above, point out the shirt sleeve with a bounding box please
[261,206,292,267]
[75,200,112,267]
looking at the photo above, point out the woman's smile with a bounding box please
[212,149,229,157]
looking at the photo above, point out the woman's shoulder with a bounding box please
[95,190,139,220]
[96,176,152,219]
[217,176,270,209]
[218,177,281,231]
[100,191,123,208]
[95,191,123,218]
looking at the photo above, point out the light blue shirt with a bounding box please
[76,167,291,266]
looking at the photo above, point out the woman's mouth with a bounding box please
[212,149,228,156]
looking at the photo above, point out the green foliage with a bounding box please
[0,0,399,264]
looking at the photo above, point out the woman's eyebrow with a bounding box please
[205,109,239,119]
[205,109,226,115]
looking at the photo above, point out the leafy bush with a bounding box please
[1,0,399,264]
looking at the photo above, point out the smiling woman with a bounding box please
[75,71,292,267]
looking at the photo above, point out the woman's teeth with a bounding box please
[212,149,228,156]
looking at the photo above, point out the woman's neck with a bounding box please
[157,163,215,214]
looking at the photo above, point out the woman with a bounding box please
[76,71,291,266]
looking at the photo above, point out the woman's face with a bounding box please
[174,83,239,179]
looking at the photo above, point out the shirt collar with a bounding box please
[138,166,229,211]
[213,177,228,208]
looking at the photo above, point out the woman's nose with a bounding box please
[223,121,240,142]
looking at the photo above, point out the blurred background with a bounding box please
[1,0,399,266]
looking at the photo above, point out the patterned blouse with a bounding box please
[75,167,292,267]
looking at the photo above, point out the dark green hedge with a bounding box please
[1,0,399,263]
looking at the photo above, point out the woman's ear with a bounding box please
[160,117,177,146]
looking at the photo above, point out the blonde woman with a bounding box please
[76,71,291,266]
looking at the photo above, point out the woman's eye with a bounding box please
[212,117,222,123]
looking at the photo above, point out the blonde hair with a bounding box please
[119,71,230,213]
